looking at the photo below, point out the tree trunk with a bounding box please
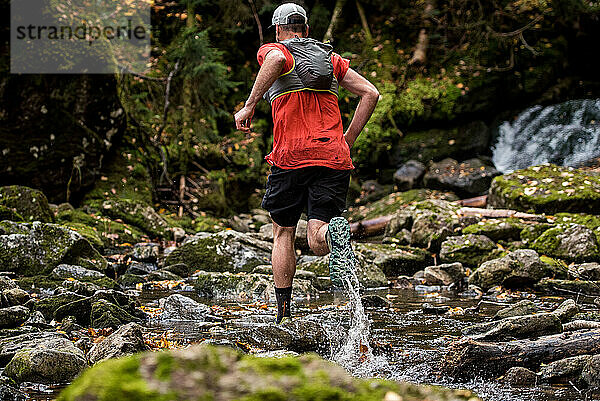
[350,215,392,238]
[408,0,434,66]
[355,0,372,46]
[441,329,600,379]
[323,0,347,43]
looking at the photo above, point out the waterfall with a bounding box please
[492,98,600,173]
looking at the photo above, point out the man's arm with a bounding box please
[339,68,380,147]
[234,49,286,132]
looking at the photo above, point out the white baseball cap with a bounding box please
[271,3,308,26]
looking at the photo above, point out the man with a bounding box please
[234,3,379,324]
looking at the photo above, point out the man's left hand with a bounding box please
[234,104,255,132]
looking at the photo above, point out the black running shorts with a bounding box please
[261,165,351,227]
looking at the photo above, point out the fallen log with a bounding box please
[349,215,392,238]
[441,329,600,379]
[456,195,487,208]
[457,207,550,222]
[563,320,600,331]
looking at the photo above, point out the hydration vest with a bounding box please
[263,37,339,104]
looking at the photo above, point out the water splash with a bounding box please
[329,268,390,378]
[492,98,600,172]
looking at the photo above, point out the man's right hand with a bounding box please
[234,104,255,132]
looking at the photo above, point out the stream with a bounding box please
[20,282,600,401]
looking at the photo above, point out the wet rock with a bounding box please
[51,264,106,281]
[468,249,549,290]
[462,218,525,242]
[0,332,68,365]
[492,299,539,320]
[60,279,102,296]
[117,273,147,288]
[228,215,250,233]
[393,160,426,191]
[125,261,158,276]
[3,336,87,383]
[354,242,432,277]
[59,344,481,401]
[384,209,414,239]
[439,234,498,267]
[582,355,600,387]
[536,278,600,296]
[101,199,170,239]
[501,367,537,385]
[90,299,141,329]
[410,200,460,251]
[32,292,87,321]
[423,263,465,286]
[464,313,562,341]
[422,303,450,315]
[532,224,599,262]
[0,186,53,223]
[131,243,160,263]
[0,205,23,222]
[157,294,212,321]
[540,355,591,384]
[488,164,600,214]
[162,263,191,277]
[23,311,46,327]
[166,230,271,273]
[552,299,580,323]
[423,158,500,196]
[357,180,393,205]
[576,263,600,281]
[0,377,26,401]
[0,306,30,329]
[0,276,17,291]
[0,221,107,276]
[88,323,149,365]
[361,294,392,308]
[146,269,182,282]
[0,288,30,307]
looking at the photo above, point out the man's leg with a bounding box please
[272,221,296,323]
[307,219,329,256]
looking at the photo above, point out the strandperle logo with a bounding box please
[10,0,150,74]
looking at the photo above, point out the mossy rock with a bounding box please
[354,242,432,277]
[90,299,141,329]
[439,234,501,267]
[58,345,481,401]
[409,200,461,251]
[554,213,600,243]
[532,224,600,262]
[0,205,24,222]
[488,164,600,214]
[0,186,53,223]
[166,231,271,274]
[536,278,600,296]
[462,218,526,242]
[100,199,170,240]
[520,223,554,244]
[347,189,458,221]
[0,221,107,276]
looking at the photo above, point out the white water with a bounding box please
[492,98,600,173]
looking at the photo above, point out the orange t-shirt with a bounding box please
[257,43,354,170]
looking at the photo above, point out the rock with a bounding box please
[410,200,461,251]
[532,224,599,262]
[357,180,393,205]
[393,160,426,191]
[536,278,600,296]
[468,249,549,290]
[552,299,580,323]
[0,221,107,276]
[90,299,141,329]
[60,279,102,296]
[392,121,490,166]
[462,218,525,242]
[51,264,106,281]
[576,263,600,281]
[166,230,272,274]
[488,164,600,214]
[32,292,87,321]
[131,243,160,263]
[0,377,26,401]
[3,337,87,383]
[540,355,591,384]
[501,367,537,385]
[361,295,392,308]
[188,271,318,300]
[0,331,69,365]
[157,294,212,321]
[422,303,450,315]
[88,323,149,364]
[101,199,170,239]
[59,345,481,401]
[125,261,158,276]
[0,306,30,329]
[464,313,562,341]
[354,242,432,277]
[24,311,46,327]
[162,263,191,277]
[146,269,182,282]
[423,158,500,196]
[384,209,413,239]
[228,215,250,233]
[520,223,554,245]
[582,355,600,387]
[439,234,498,267]
[423,263,465,286]
[0,288,30,307]
[0,186,53,223]
[492,300,539,320]
[0,276,17,291]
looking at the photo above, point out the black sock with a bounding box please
[275,286,292,323]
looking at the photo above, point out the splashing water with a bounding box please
[329,267,390,377]
[492,98,600,173]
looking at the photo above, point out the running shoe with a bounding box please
[327,216,356,289]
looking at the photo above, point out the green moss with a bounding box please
[462,218,524,241]
[554,213,600,243]
[237,388,287,401]
[153,352,174,381]
[242,355,302,376]
[532,224,600,262]
[0,205,24,222]
[396,77,462,125]
[520,223,553,244]
[60,222,104,250]
[0,186,54,223]
[58,354,174,401]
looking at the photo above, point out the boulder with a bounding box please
[0,276,17,291]
[58,345,481,401]
[423,158,500,196]
[393,160,426,191]
[423,263,465,286]
[0,288,30,307]
[125,261,158,276]
[0,376,26,401]
[464,313,562,341]
[165,230,272,274]
[501,367,537,385]
[157,294,212,321]
[90,299,142,329]
[131,243,160,263]
[88,323,149,364]
[354,242,431,277]
[0,186,53,223]
[581,355,600,388]
[536,278,600,296]
[439,234,498,267]
[361,294,392,308]
[0,306,30,329]
[532,224,599,262]
[492,299,539,320]
[540,355,592,384]
[51,264,106,281]
[32,292,88,321]
[3,337,87,383]
[576,263,600,281]
[462,218,525,242]
[488,164,600,214]
[0,221,107,276]
[384,209,413,238]
[409,200,461,251]
[101,199,170,239]
[468,249,549,290]
[357,180,394,205]
[0,332,69,365]
[552,299,580,323]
